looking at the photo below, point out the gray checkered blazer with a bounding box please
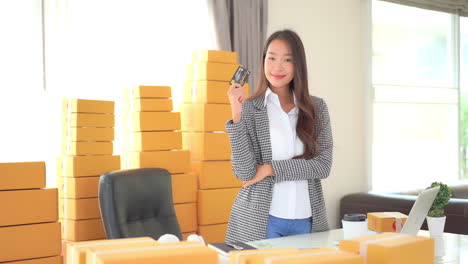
[224,95,333,243]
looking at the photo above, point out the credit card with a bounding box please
[230,65,250,86]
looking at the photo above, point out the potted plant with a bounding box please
[426,182,452,237]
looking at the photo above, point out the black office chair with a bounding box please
[98,168,182,240]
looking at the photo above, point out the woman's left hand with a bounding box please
[243,164,275,187]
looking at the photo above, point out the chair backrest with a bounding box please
[98,168,182,240]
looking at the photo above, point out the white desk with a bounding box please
[219,229,468,264]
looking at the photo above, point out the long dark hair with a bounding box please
[251,29,318,159]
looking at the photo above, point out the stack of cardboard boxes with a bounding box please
[58,99,120,242]
[181,50,248,243]
[121,86,197,239]
[0,162,62,263]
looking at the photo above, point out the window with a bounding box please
[372,1,461,191]
[461,17,468,179]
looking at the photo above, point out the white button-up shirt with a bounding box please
[265,88,312,219]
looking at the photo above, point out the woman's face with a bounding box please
[264,39,295,90]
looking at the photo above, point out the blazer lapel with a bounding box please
[252,96,272,164]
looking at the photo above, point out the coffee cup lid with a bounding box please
[343,213,366,221]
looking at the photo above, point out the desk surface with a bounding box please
[219,229,468,264]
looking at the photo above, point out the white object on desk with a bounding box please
[342,219,368,239]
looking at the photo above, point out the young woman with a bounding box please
[225,29,333,243]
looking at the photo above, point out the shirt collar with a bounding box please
[264,88,299,114]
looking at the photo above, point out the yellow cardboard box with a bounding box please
[123,151,190,174]
[57,155,120,177]
[124,131,182,151]
[124,98,173,112]
[247,248,364,264]
[124,86,172,99]
[59,198,100,220]
[367,212,408,233]
[0,188,58,226]
[0,222,61,262]
[63,99,114,114]
[339,233,434,264]
[180,103,231,132]
[198,188,239,225]
[172,173,197,204]
[60,218,105,242]
[5,256,62,264]
[198,223,227,244]
[124,112,180,132]
[183,80,249,104]
[187,62,239,82]
[63,113,114,128]
[174,203,197,233]
[62,141,113,156]
[192,161,241,189]
[192,50,237,64]
[57,176,100,198]
[229,248,299,264]
[66,237,155,264]
[0,161,45,190]
[182,132,231,161]
[85,239,159,264]
[63,127,114,141]
[87,242,217,264]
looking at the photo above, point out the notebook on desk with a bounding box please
[208,241,257,256]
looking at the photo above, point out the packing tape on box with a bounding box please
[91,244,202,264]
[383,212,403,232]
[233,249,297,264]
[359,234,408,263]
[193,66,199,98]
[191,82,197,103]
[264,251,341,264]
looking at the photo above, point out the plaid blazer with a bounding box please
[224,95,333,243]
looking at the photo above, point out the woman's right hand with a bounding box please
[227,83,246,124]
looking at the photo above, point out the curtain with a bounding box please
[208,0,268,94]
[379,0,468,16]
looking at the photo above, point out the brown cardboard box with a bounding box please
[174,203,197,233]
[62,141,113,156]
[57,155,120,177]
[123,131,182,151]
[180,103,231,132]
[59,198,100,220]
[229,248,299,264]
[124,112,180,132]
[124,98,173,112]
[57,176,100,198]
[0,161,45,190]
[246,248,364,264]
[182,132,231,161]
[192,50,237,64]
[187,62,239,82]
[183,80,249,104]
[172,173,197,204]
[63,113,114,128]
[124,86,172,99]
[198,188,239,225]
[0,222,61,262]
[60,218,106,242]
[4,256,62,264]
[339,233,434,264]
[367,212,408,232]
[192,161,242,189]
[63,99,114,114]
[123,151,190,174]
[0,188,58,226]
[198,223,227,244]
[63,127,114,141]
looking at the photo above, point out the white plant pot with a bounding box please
[426,216,446,237]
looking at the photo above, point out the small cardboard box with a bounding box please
[247,248,364,264]
[367,212,408,232]
[62,141,113,156]
[82,238,157,264]
[63,113,114,128]
[182,132,231,161]
[57,176,100,199]
[183,80,250,104]
[60,218,106,242]
[192,161,242,189]
[198,223,228,244]
[174,203,197,233]
[0,222,61,262]
[63,127,114,141]
[4,255,62,264]
[180,103,231,132]
[57,155,120,177]
[339,232,434,264]
[198,188,239,225]
[0,161,45,190]
[124,98,173,112]
[124,86,172,99]
[229,248,299,264]
[0,188,58,226]
[187,62,239,82]
[59,198,100,220]
[192,50,237,64]
[124,112,180,132]
[123,131,182,151]
[63,99,114,114]
[123,151,190,174]
[171,173,197,204]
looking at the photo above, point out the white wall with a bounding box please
[268,0,370,228]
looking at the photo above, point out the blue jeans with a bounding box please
[266,215,312,239]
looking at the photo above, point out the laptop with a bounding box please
[400,185,440,235]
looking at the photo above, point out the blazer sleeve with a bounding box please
[271,98,333,182]
[225,102,257,181]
